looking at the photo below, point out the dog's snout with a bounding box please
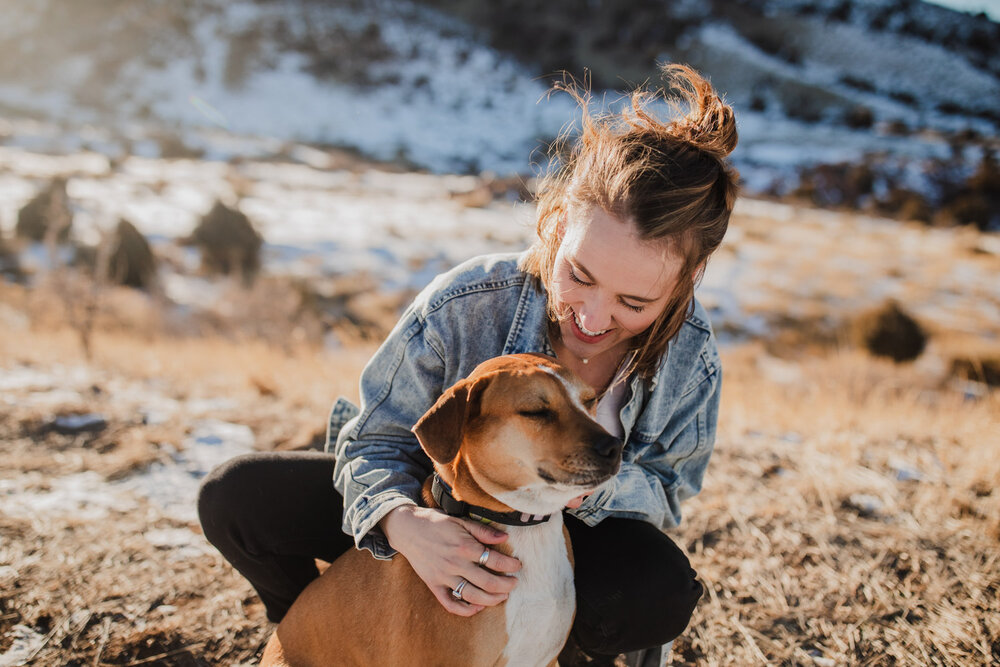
[592,432,623,460]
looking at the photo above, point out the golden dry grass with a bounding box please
[675,344,999,665]
[1,279,997,665]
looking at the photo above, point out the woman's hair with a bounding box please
[520,63,740,377]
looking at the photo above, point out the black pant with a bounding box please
[198,451,702,664]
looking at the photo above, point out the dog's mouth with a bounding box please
[536,465,617,489]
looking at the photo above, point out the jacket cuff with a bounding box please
[567,479,615,526]
[350,492,419,560]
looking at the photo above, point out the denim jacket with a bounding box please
[330,252,721,559]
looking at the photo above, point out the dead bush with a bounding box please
[844,105,874,129]
[15,178,72,242]
[934,152,1000,231]
[851,300,927,362]
[879,186,933,223]
[948,343,1000,387]
[794,163,876,208]
[0,234,23,280]
[105,219,157,290]
[185,202,262,284]
[157,133,205,160]
[298,275,412,343]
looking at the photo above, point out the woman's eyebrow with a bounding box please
[572,259,660,303]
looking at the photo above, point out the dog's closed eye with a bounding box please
[518,408,556,421]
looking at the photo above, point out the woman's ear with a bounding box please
[693,261,707,285]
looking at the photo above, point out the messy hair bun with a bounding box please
[658,63,738,160]
[522,63,740,376]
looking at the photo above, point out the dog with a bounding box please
[260,353,623,667]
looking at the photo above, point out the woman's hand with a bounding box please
[380,505,521,616]
[565,493,590,509]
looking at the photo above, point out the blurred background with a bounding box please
[0,1,998,665]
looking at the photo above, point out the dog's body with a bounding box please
[261,354,622,667]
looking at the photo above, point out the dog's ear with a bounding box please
[412,376,489,464]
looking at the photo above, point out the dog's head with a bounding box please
[412,353,623,516]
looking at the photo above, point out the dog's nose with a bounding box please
[591,432,623,460]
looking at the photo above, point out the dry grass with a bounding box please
[0,305,373,665]
[674,344,999,665]
[1,283,998,665]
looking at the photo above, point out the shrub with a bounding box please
[0,234,22,280]
[186,202,262,283]
[844,105,874,129]
[15,178,73,242]
[105,219,157,290]
[851,301,927,362]
[949,354,1000,387]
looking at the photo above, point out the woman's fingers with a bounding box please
[432,586,483,617]
[472,546,521,576]
[380,506,524,616]
[450,579,508,607]
[461,560,517,596]
[460,520,521,575]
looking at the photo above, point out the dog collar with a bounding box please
[431,474,551,526]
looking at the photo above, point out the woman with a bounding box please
[199,64,738,665]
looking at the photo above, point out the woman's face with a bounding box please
[550,204,683,361]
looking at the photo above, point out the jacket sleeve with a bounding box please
[332,304,448,559]
[568,362,721,531]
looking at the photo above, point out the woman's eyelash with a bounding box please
[568,268,592,286]
[569,266,645,313]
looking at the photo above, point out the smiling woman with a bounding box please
[523,64,739,385]
[199,63,738,667]
[546,204,685,392]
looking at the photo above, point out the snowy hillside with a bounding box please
[0,0,997,224]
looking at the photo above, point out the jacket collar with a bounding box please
[502,271,556,358]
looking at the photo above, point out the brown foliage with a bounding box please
[185,202,263,283]
[15,178,73,242]
[851,300,927,362]
[105,218,157,289]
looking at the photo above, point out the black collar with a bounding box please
[430,474,551,526]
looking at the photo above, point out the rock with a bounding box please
[844,493,885,517]
[851,300,927,362]
[105,219,157,289]
[185,201,263,283]
[949,352,1000,387]
[15,178,73,242]
[0,234,23,280]
[51,413,108,435]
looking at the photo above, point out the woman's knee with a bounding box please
[647,565,703,644]
[197,453,268,540]
[628,535,703,644]
[570,518,704,651]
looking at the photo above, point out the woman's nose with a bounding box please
[577,298,612,332]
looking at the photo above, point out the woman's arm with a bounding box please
[332,305,448,557]
[331,291,522,615]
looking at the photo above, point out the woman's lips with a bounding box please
[570,311,613,344]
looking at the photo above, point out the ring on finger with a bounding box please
[451,578,469,601]
[478,548,490,567]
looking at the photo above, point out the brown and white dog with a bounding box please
[260,353,623,667]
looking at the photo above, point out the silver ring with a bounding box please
[451,578,468,601]
[478,548,490,567]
